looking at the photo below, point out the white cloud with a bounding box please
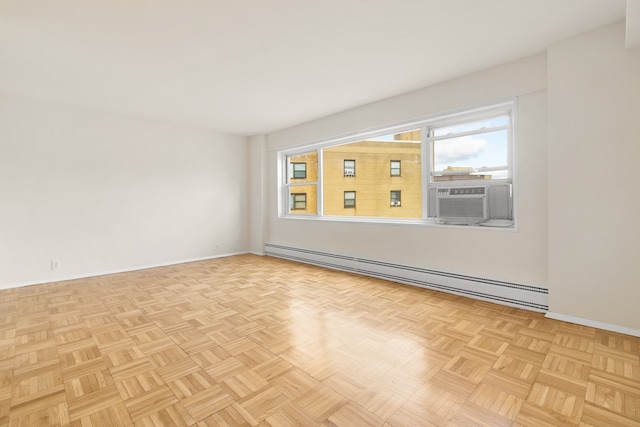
[434,136,487,166]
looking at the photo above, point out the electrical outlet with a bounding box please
[215,243,220,249]
[51,260,61,270]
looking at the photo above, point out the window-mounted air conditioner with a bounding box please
[390,201,401,207]
[433,183,512,226]
[344,170,355,177]
[436,186,487,224]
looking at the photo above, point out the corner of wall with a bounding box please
[248,135,268,255]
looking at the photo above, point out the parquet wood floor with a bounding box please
[1,254,639,426]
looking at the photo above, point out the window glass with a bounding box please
[279,102,514,227]
[344,191,356,208]
[323,129,421,218]
[433,116,508,137]
[390,160,401,176]
[286,186,316,214]
[431,116,509,181]
[291,193,307,210]
[290,162,307,179]
[344,160,356,177]
[286,152,318,214]
[390,190,401,207]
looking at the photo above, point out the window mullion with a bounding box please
[428,124,508,142]
[423,124,431,220]
[317,147,323,216]
[288,181,318,187]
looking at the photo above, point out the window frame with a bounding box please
[344,159,356,177]
[279,100,515,229]
[291,162,307,179]
[344,191,356,209]
[291,193,307,210]
[282,151,319,216]
[428,117,511,183]
[390,190,401,207]
[390,160,401,177]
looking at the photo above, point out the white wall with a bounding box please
[547,22,640,330]
[265,54,549,288]
[263,22,640,333]
[249,134,267,255]
[0,93,249,288]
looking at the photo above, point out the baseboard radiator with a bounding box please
[264,243,548,312]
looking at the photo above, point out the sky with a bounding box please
[433,129,508,178]
[367,116,510,179]
[434,117,509,179]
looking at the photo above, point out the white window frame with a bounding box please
[278,100,516,229]
[281,149,320,215]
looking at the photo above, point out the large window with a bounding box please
[280,101,514,227]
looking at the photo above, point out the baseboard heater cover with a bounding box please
[264,243,548,312]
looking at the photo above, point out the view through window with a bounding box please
[281,102,514,226]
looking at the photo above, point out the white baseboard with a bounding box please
[0,251,249,291]
[545,312,640,337]
[265,243,548,312]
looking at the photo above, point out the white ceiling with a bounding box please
[0,1,628,136]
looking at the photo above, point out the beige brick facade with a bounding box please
[288,135,422,218]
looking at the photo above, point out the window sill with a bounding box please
[278,214,516,231]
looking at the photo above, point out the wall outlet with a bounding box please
[51,260,61,270]
[215,243,220,249]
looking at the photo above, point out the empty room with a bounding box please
[1,1,639,426]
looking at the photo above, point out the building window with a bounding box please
[291,162,307,179]
[344,160,356,177]
[344,191,356,208]
[390,191,401,207]
[291,193,307,210]
[390,160,401,176]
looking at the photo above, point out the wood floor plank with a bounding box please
[0,254,638,425]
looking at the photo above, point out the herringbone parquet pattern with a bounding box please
[0,254,638,426]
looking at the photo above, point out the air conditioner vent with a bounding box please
[449,187,485,195]
[436,185,488,223]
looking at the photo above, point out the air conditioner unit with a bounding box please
[436,186,488,224]
[390,201,401,207]
[435,183,512,226]
[344,170,355,177]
